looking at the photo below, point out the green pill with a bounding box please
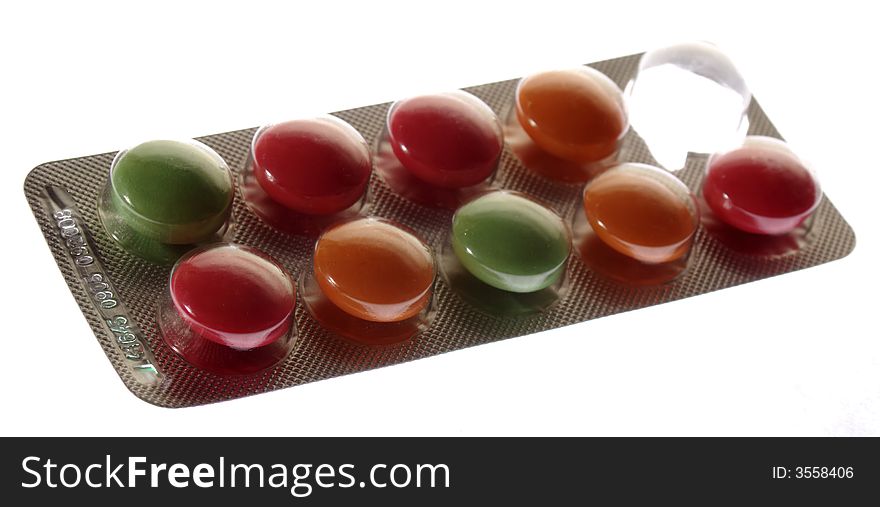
[451,191,570,293]
[99,139,233,262]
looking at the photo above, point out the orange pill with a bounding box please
[516,67,627,163]
[313,218,434,323]
[583,163,697,264]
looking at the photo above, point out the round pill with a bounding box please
[516,67,627,163]
[313,218,435,323]
[108,139,232,244]
[387,91,502,188]
[583,163,697,264]
[703,137,820,235]
[169,244,295,350]
[452,191,570,293]
[252,117,372,215]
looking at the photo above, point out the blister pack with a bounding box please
[24,50,855,407]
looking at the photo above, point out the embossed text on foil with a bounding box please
[48,195,162,386]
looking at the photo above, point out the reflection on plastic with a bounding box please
[626,42,751,171]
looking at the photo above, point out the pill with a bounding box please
[387,91,502,189]
[313,218,435,323]
[703,136,820,235]
[452,191,570,293]
[252,117,371,215]
[169,244,295,350]
[106,139,232,244]
[583,163,697,264]
[516,67,627,164]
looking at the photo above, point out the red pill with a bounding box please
[252,117,371,215]
[703,137,820,235]
[388,91,502,189]
[169,244,295,351]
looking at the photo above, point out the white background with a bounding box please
[0,0,877,436]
